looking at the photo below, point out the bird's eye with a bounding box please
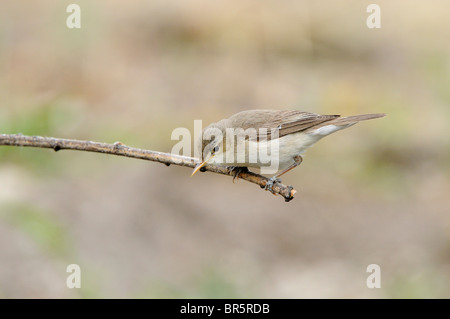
[212,146,219,154]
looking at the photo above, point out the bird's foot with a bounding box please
[264,176,282,194]
[227,166,249,183]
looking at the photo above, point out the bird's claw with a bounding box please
[227,166,248,183]
[264,176,282,194]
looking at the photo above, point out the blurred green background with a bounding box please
[1,0,449,298]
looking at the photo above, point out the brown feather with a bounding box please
[222,109,340,141]
[304,113,386,132]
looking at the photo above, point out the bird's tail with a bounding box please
[329,113,386,126]
[304,113,386,134]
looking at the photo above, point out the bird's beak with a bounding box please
[191,155,214,177]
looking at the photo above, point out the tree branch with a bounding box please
[0,134,297,202]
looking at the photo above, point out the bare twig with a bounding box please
[0,134,296,201]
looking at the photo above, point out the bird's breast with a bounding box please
[211,132,322,170]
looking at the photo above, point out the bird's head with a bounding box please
[191,125,226,176]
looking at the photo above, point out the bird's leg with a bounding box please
[227,166,249,183]
[264,177,282,194]
[265,155,303,194]
[274,155,303,179]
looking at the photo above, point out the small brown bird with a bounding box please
[192,109,385,192]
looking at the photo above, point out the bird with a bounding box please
[191,109,385,192]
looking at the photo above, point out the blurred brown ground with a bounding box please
[0,0,449,298]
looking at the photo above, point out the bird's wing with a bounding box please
[227,110,340,141]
